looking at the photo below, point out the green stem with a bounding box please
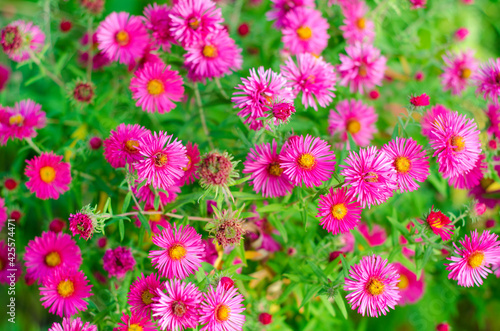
[194,83,214,149]
[25,138,42,154]
[86,16,94,82]
[29,51,65,88]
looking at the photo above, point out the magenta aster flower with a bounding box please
[243,139,294,198]
[197,150,240,199]
[0,64,10,91]
[409,0,426,9]
[1,20,45,62]
[425,207,454,241]
[102,246,136,278]
[381,138,429,193]
[96,12,149,65]
[393,262,424,305]
[486,103,500,138]
[130,62,185,113]
[266,0,315,28]
[281,7,329,55]
[448,153,487,189]
[358,222,387,247]
[149,223,205,279]
[48,317,97,331]
[441,50,478,95]
[127,43,165,72]
[0,99,46,145]
[446,230,500,287]
[410,93,430,107]
[117,313,156,331]
[25,152,72,200]
[279,135,336,187]
[338,42,387,94]
[340,0,375,44]
[79,33,110,71]
[69,212,94,240]
[281,53,336,111]
[474,58,500,103]
[340,146,397,208]
[180,142,200,186]
[103,123,149,169]
[344,255,400,317]
[170,0,223,46]
[128,272,166,318]
[232,67,293,131]
[134,182,180,207]
[144,3,175,51]
[199,283,246,331]
[430,110,481,179]
[420,104,451,140]
[328,99,377,148]
[184,28,242,83]
[152,279,203,330]
[316,187,362,235]
[39,268,93,317]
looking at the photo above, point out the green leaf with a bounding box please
[268,214,288,243]
[195,267,206,284]
[391,122,400,140]
[118,219,125,242]
[138,213,150,235]
[339,254,350,280]
[122,192,132,213]
[334,291,348,319]
[103,197,112,214]
[257,203,284,213]
[237,241,247,266]
[320,295,336,317]
[154,194,161,210]
[278,282,298,304]
[307,261,328,283]
[347,132,359,152]
[418,246,434,280]
[300,284,322,308]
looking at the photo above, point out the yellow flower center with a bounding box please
[468,251,484,268]
[141,290,154,305]
[57,280,75,298]
[366,278,385,296]
[394,156,411,174]
[268,162,284,177]
[216,304,231,321]
[364,171,378,183]
[168,244,187,260]
[9,114,24,126]
[188,17,200,30]
[203,45,217,58]
[147,79,165,96]
[40,166,56,183]
[296,26,312,40]
[154,152,168,167]
[125,140,139,153]
[128,324,143,331]
[115,30,130,46]
[149,212,162,222]
[331,203,347,220]
[358,65,368,77]
[450,135,465,152]
[460,68,472,79]
[297,153,315,170]
[45,251,61,267]
[356,18,366,29]
[183,155,192,171]
[398,274,409,290]
[346,119,361,134]
[172,301,187,317]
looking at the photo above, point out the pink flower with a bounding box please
[430,110,481,179]
[339,0,375,44]
[393,262,424,305]
[144,3,175,51]
[0,64,10,91]
[420,104,450,140]
[197,151,239,199]
[103,123,150,169]
[69,212,94,240]
[48,317,97,331]
[136,131,188,190]
[441,51,478,95]
[127,43,165,72]
[149,223,205,279]
[203,239,218,265]
[25,152,72,200]
[344,255,400,317]
[279,135,336,187]
[474,58,500,103]
[39,268,93,317]
[79,33,110,70]
[358,222,387,246]
[266,0,315,28]
[281,53,336,110]
[410,93,430,106]
[117,313,156,331]
[0,199,6,232]
[425,207,454,241]
[243,139,294,198]
[184,28,242,83]
[446,230,500,287]
[134,182,180,207]
[338,42,387,94]
[96,12,149,65]
[180,142,201,185]
[448,153,487,189]
[170,0,223,46]
[486,103,500,138]
[281,8,329,55]
[381,137,429,193]
[199,283,246,331]
[152,279,203,330]
[128,273,166,319]
[0,99,46,145]
[253,218,282,252]
[102,246,136,278]
[130,62,185,113]
[328,99,377,148]
[454,27,469,41]
[409,0,426,9]
[316,187,361,235]
[340,146,397,209]
[1,20,45,62]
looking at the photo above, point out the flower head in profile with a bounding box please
[102,246,136,278]
[448,154,487,189]
[281,54,336,111]
[338,42,386,94]
[281,7,329,55]
[25,152,72,200]
[103,123,150,169]
[393,262,424,305]
[340,146,397,208]
[199,282,246,331]
[243,139,294,198]
[316,187,362,235]
[149,223,205,279]
[266,0,315,28]
[268,100,296,125]
[128,273,166,319]
[410,93,430,107]
[117,313,156,331]
[420,104,451,140]
[144,3,175,51]
[39,268,93,317]
[180,142,201,186]
[96,12,149,65]
[328,99,377,148]
[48,317,97,331]
[69,204,109,240]
[340,1,375,44]
[425,206,454,241]
[441,50,478,95]
[1,20,45,62]
[130,62,184,114]
[152,279,203,331]
[474,58,500,103]
[197,150,239,200]
[279,135,336,187]
[0,99,46,145]
[210,207,246,248]
[344,255,400,317]
[446,230,500,287]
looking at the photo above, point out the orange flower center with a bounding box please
[364,171,378,183]
[40,166,56,183]
[398,274,409,290]
[154,152,168,167]
[268,162,284,177]
[450,135,465,152]
[356,18,366,29]
[9,114,24,126]
[125,140,139,153]
[188,17,200,30]
[331,203,347,220]
[149,212,161,222]
[147,79,165,96]
[460,68,472,79]
[128,324,143,331]
[366,278,384,296]
[358,65,368,77]
[115,30,130,46]
[203,45,217,58]
[216,304,231,321]
[468,251,484,268]
[168,244,187,260]
[297,153,315,170]
[346,119,361,134]
[172,301,187,317]
[141,290,154,304]
[45,251,61,267]
[183,155,192,171]
[57,280,75,298]
[394,156,411,174]
[296,26,312,40]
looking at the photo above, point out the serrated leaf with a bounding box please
[122,192,132,213]
[334,291,348,319]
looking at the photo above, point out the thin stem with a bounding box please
[29,51,65,88]
[194,83,214,149]
[214,78,229,99]
[127,176,143,212]
[86,16,94,82]
[112,210,212,222]
[25,138,42,154]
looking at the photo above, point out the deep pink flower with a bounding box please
[117,313,156,331]
[441,51,478,95]
[426,207,454,241]
[25,152,72,200]
[340,0,375,44]
[474,58,500,103]
[134,203,172,234]
[454,28,469,41]
[197,151,239,198]
[48,317,97,331]
[420,104,451,140]
[409,0,426,9]
[0,64,10,91]
[180,142,201,186]
[358,222,387,247]
[486,103,500,138]
[448,154,487,189]
[281,53,336,110]
[316,187,361,235]
[0,99,46,145]
[1,20,45,62]
[69,212,94,240]
[393,262,424,305]
[102,246,136,278]
[79,33,110,70]
[134,182,180,207]
[144,3,175,51]
[203,239,218,265]
[199,283,246,331]
[266,0,315,28]
[410,93,430,107]
[344,255,400,317]
[446,230,500,287]
[128,273,166,319]
[338,42,387,94]
[103,123,150,169]
[399,221,422,258]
